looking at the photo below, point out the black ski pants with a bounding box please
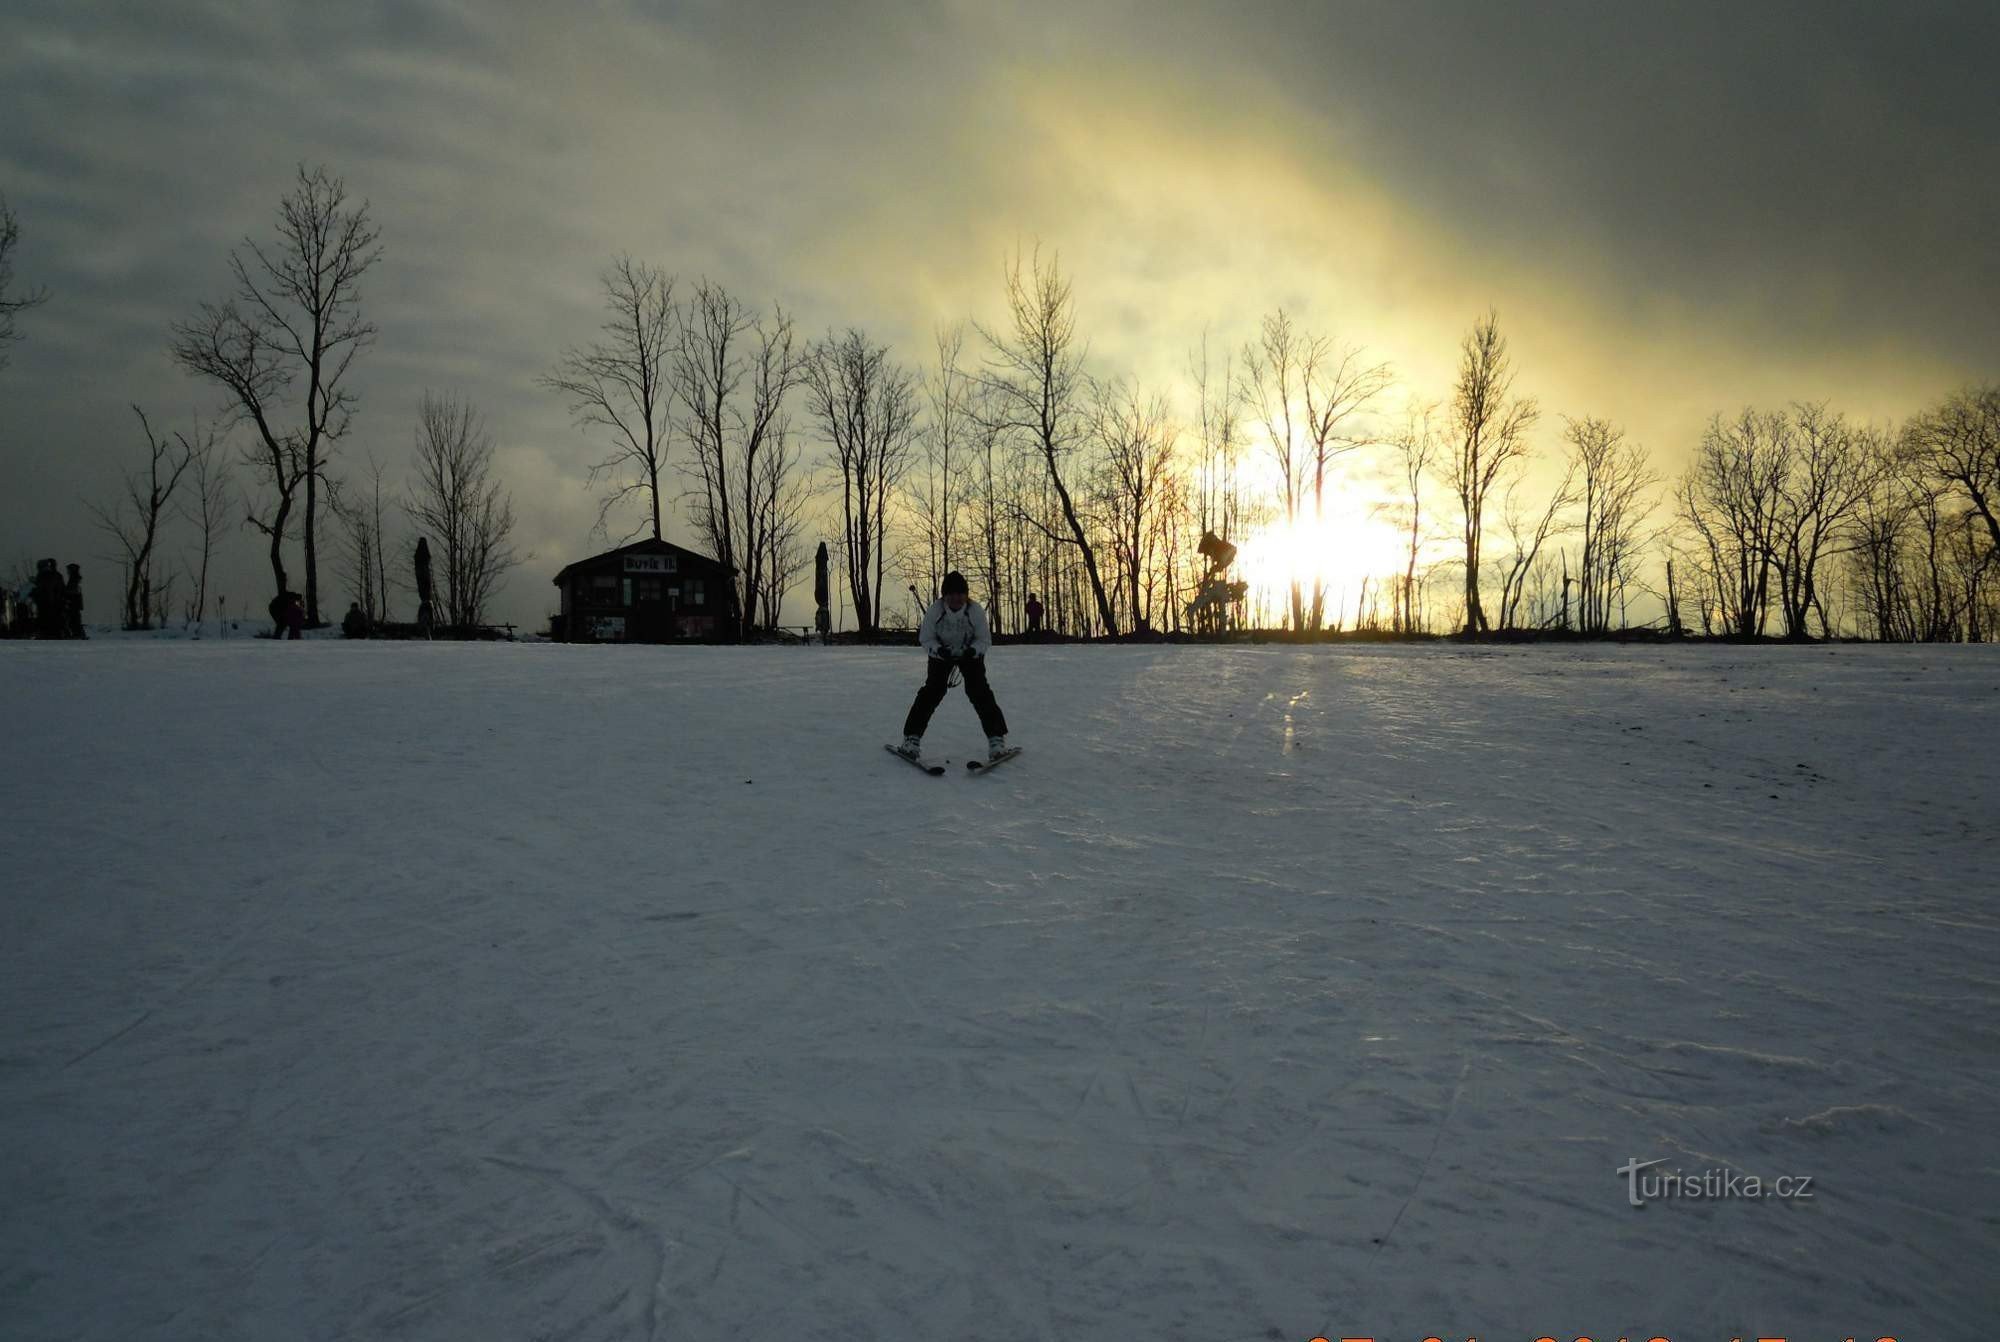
[903,654,1008,739]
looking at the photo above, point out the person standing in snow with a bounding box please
[63,564,85,639]
[897,571,1010,761]
[33,559,63,638]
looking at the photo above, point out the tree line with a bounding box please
[11,167,1997,642]
[54,167,524,634]
[553,238,1995,644]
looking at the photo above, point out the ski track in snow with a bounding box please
[2,639,1997,1340]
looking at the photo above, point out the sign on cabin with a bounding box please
[623,554,678,574]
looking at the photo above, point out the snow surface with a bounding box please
[2,639,1996,1341]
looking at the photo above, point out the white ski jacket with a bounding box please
[919,598,992,659]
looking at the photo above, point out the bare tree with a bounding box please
[1846,433,1915,642]
[329,452,393,624]
[1903,384,2000,563]
[0,194,50,372]
[964,383,1012,630]
[1495,459,1579,630]
[1151,467,1197,633]
[1903,463,1969,640]
[1851,434,1999,644]
[1188,334,1247,634]
[1299,333,1392,629]
[1946,502,1997,642]
[1091,378,1178,631]
[178,421,234,625]
[1770,402,1877,639]
[907,325,973,600]
[1190,332,1244,544]
[1237,307,1395,631]
[1441,310,1539,633]
[1386,399,1441,633]
[171,165,380,621]
[1564,416,1660,634]
[755,420,818,630]
[977,247,1118,636]
[150,570,178,631]
[801,328,921,635]
[675,282,803,639]
[674,280,749,624]
[87,407,197,629]
[1660,536,1691,636]
[1679,408,1788,637]
[1240,309,1311,629]
[369,449,391,620]
[404,392,523,632]
[737,313,806,635]
[543,257,676,543]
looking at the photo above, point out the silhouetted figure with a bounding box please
[813,541,831,644]
[282,591,305,640]
[896,571,1011,762]
[1188,531,1244,634]
[33,559,64,639]
[415,537,435,638]
[341,602,370,639]
[414,540,434,636]
[63,564,85,639]
[1025,592,1044,638]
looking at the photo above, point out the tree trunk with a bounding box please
[305,467,320,624]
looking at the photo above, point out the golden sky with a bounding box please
[4,0,1993,625]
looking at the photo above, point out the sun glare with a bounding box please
[1235,495,1410,626]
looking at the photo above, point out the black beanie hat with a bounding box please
[941,571,969,595]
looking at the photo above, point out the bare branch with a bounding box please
[542,256,676,542]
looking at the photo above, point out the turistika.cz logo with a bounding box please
[1617,1156,1816,1207]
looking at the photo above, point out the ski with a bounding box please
[884,743,945,776]
[967,747,1023,773]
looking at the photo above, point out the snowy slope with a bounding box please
[2,640,1996,1341]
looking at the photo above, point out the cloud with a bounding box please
[2,0,1993,627]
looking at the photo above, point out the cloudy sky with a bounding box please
[4,0,1995,629]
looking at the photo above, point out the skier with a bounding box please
[896,571,1011,763]
[1025,592,1044,638]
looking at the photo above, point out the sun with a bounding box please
[1235,490,1410,627]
